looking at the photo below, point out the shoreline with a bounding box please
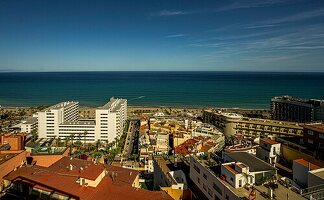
[0,105,270,111]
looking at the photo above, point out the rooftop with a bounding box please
[47,101,78,110]
[261,138,279,145]
[303,123,324,133]
[224,152,276,172]
[294,159,321,170]
[4,156,172,200]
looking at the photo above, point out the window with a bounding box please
[193,164,200,174]
[213,183,222,195]
[308,130,314,136]
[197,177,200,184]
[320,134,324,139]
[203,173,207,180]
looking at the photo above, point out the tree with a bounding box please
[82,131,87,146]
[31,129,38,142]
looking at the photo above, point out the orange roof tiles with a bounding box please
[223,164,239,175]
[294,159,321,170]
[261,138,279,145]
[4,157,172,200]
[303,123,324,133]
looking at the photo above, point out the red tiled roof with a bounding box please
[175,139,198,155]
[303,123,324,133]
[294,159,321,170]
[4,157,172,200]
[261,138,279,145]
[223,164,239,175]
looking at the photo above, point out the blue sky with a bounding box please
[0,0,324,72]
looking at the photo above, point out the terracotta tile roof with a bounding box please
[237,163,246,169]
[223,164,239,175]
[294,159,321,170]
[4,157,172,200]
[261,138,279,145]
[303,123,324,133]
[175,139,198,155]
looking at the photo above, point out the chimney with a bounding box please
[69,164,73,171]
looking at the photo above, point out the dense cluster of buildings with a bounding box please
[1,95,324,200]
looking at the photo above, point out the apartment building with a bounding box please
[37,97,127,143]
[271,96,324,123]
[303,123,324,151]
[203,110,303,137]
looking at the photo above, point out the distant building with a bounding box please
[36,97,127,143]
[302,123,324,157]
[271,96,324,123]
[203,110,303,137]
[20,117,37,133]
[155,132,170,154]
[256,138,281,165]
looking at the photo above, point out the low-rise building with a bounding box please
[256,138,281,165]
[223,152,277,185]
[153,156,192,200]
[0,150,27,191]
[156,132,170,154]
[3,156,172,200]
[20,117,37,133]
[293,158,321,189]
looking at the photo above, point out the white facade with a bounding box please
[221,162,254,189]
[155,133,169,154]
[256,138,281,165]
[20,117,38,133]
[37,97,127,143]
[189,156,246,200]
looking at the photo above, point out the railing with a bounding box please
[309,190,324,200]
[301,184,324,196]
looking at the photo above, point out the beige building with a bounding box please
[203,110,303,137]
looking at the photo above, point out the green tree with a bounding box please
[31,129,38,142]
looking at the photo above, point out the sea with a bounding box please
[0,71,323,109]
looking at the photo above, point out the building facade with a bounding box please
[256,138,281,165]
[203,110,303,137]
[36,97,127,143]
[271,96,324,123]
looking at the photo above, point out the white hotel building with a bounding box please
[37,97,127,143]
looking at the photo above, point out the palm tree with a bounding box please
[83,131,88,146]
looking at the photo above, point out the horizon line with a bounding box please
[1,70,324,73]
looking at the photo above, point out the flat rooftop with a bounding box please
[98,98,126,111]
[46,101,78,110]
[224,152,276,172]
[303,123,324,133]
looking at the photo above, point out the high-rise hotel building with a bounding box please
[271,96,324,123]
[37,97,127,143]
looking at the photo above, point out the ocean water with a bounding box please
[0,71,323,109]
